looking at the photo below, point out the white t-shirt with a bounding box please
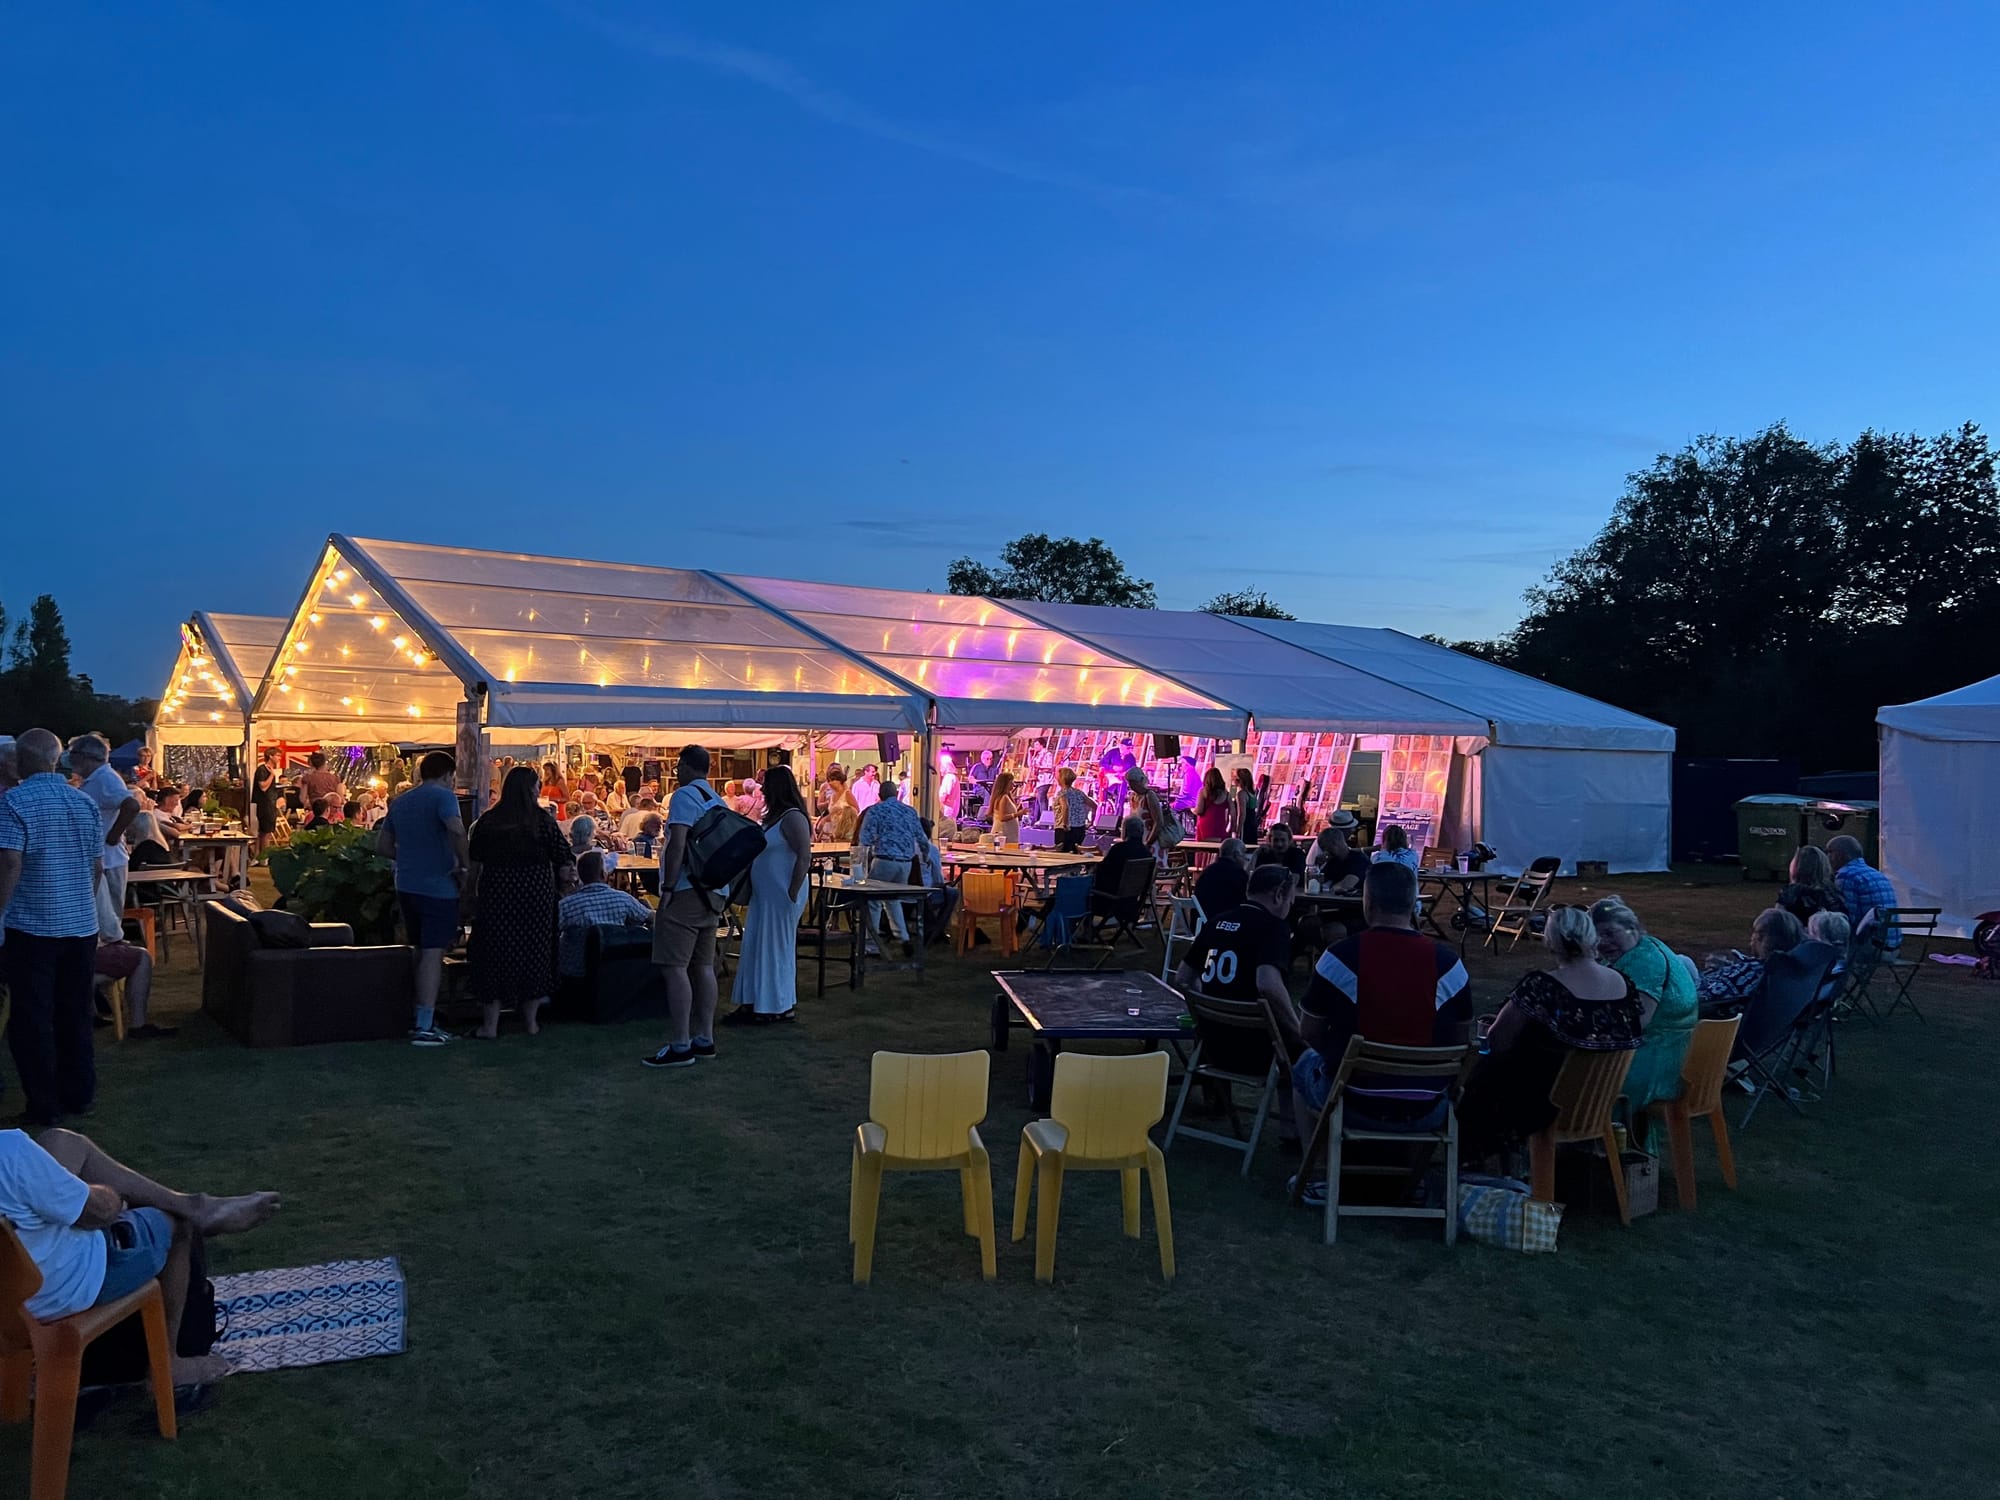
[78,765,132,870]
[0,1130,102,1320]
[851,776,880,812]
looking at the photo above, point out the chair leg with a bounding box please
[1529,1130,1556,1202]
[967,1148,997,1281]
[1145,1144,1174,1281]
[1293,1098,1334,1206]
[0,1349,28,1424]
[1162,1043,1201,1154]
[1443,1113,1460,1247]
[139,1285,178,1440]
[1706,1108,1737,1190]
[1324,1104,1344,1246]
[1664,1102,1697,1211]
[1033,1150,1065,1282]
[28,1331,81,1500]
[1602,1126,1630,1226]
[959,1167,978,1237]
[850,1154,885,1285]
[1120,1168,1141,1238]
[1011,1136,1035,1241]
[1241,1065,1276,1177]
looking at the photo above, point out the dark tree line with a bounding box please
[1461,422,2000,770]
[0,595,158,744]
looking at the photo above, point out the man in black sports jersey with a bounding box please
[1175,864,1306,1061]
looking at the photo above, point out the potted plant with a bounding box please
[267,825,401,943]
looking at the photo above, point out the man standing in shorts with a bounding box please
[644,745,723,1070]
[376,751,467,1047]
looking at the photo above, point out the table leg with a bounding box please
[990,993,1009,1053]
[1029,1041,1057,1111]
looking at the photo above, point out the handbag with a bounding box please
[1153,794,1186,850]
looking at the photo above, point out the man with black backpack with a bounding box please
[644,745,755,1070]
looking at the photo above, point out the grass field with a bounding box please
[3,867,1994,1499]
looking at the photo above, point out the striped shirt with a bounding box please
[557,882,653,976]
[0,775,105,939]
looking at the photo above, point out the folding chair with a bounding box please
[1875,908,1941,1022]
[1483,857,1561,950]
[1291,1036,1476,1244]
[1735,951,1832,1127]
[1159,895,1206,983]
[1034,875,1094,970]
[1795,960,1846,1092]
[1838,910,1887,1023]
[1079,857,1157,971]
[1529,1048,1636,1225]
[1163,988,1287,1175]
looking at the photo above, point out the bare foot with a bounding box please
[474,1026,499,1039]
[521,999,546,1037]
[194,1190,281,1237]
[172,1353,233,1385]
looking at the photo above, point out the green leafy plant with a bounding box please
[268,824,401,943]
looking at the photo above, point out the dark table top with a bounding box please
[992,970,1190,1040]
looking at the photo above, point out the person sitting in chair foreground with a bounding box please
[0,1128,278,1385]
[1090,817,1152,925]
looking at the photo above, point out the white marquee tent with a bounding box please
[1878,674,2000,937]
[152,612,286,748]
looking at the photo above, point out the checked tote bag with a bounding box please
[1457,1176,1562,1253]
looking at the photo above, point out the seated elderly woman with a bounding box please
[1777,844,1845,925]
[1806,910,1850,956]
[1588,896,1698,1117]
[1696,907,1807,1018]
[1458,906,1643,1165]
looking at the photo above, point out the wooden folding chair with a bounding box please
[1875,908,1942,1022]
[1529,1047,1636,1225]
[1163,988,1287,1175]
[954,871,1019,957]
[1158,895,1205,983]
[1483,857,1561,950]
[1290,1036,1476,1244]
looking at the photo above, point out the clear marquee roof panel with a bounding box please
[154,611,286,745]
[724,575,1244,734]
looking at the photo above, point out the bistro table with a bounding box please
[1417,868,1497,954]
[812,875,931,984]
[124,865,219,966]
[990,969,1193,1107]
[941,848,1097,893]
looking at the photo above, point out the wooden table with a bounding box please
[941,849,1097,892]
[176,831,253,889]
[124,866,219,966]
[990,969,1192,1108]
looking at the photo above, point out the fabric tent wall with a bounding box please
[1478,747,1671,876]
[1878,674,2000,938]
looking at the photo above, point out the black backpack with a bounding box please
[680,784,765,910]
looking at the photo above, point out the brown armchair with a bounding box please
[202,901,415,1047]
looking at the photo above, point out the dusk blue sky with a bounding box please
[4,2,1995,697]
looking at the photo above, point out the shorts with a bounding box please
[652,887,720,971]
[94,1207,173,1306]
[1290,1047,1449,1132]
[93,941,148,981]
[398,891,460,950]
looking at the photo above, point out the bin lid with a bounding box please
[1734,794,1814,808]
[1805,799,1879,812]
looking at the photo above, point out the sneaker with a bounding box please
[641,1045,697,1069]
[409,1026,455,1047]
[1285,1173,1328,1209]
[689,1037,717,1059]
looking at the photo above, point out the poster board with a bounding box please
[1375,735,1454,853]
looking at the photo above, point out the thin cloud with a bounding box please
[569,8,1168,205]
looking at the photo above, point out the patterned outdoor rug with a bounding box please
[212,1257,406,1374]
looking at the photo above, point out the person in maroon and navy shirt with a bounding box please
[1291,861,1472,1153]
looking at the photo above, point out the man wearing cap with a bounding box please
[1309,813,1373,895]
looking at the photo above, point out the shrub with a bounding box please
[268,824,400,943]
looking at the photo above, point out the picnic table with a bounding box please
[990,969,1192,1107]
[125,865,219,966]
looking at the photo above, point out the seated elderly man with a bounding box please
[1307,813,1372,893]
[0,1127,277,1385]
[1090,816,1154,924]
[617,795,660,842]
[94,935,175,1038]
[1827,834,1900,951]
[557,852,653,978]
[1192,837,1250,927]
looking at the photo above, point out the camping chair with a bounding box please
[1876,908,1942,1022]
[1795,959,1846,1092]
[1735,950,1833,1127]
[1080,857,1157,971]
[1484,857,1561,950]
[1838,910,1888,1022]
[0,1220,177,1500]
[1034,875,1094,969]
[848,1050,997,1285]
[954,870,1019,958]
[1163,988,1288,1175]
[1655,1015,1740,1210]
[1159,895,1205,983]
[1012,1051,1174,1282]
[1290,1037,1476,1245]
[1529,1048,1637,1225]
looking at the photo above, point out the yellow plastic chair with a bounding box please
[1011,1051,1175,1283]
[849,1050,996,1285]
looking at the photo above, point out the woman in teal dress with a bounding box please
[1588,897,1698,1132]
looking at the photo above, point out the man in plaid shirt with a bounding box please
[0,729,108,1124]
[557,851,653,978]
[1828,836,1901,950]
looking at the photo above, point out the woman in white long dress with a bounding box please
[723,764,813,1024]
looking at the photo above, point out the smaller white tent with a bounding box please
[1878,675,2000,937]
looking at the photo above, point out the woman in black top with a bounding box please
[465,766,576,1038]
[1775,845,1844,924]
